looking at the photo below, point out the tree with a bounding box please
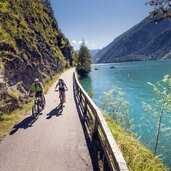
[146,0,171,22]
[142,75,171,155]
[101,87,133,130]
[42,0,54,17]
[77,42,92,77]
[72,51,78,66]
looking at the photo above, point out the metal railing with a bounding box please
[73,73,129,171]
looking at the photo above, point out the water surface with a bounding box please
[80,60,171,168]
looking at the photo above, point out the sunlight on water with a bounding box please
[80,60,171,168]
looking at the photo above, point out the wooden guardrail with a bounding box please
[73,73,129,171]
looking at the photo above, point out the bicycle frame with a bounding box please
[32,97,43,118]
[59,92,64,104]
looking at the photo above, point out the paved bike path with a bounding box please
[0,68,93,171]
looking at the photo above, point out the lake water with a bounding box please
[79,60,171,168]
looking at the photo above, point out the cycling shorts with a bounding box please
[35,91,43,97]
[59,87,65,92]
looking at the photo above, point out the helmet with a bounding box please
[59,78,63,81]
[34,78,39,82]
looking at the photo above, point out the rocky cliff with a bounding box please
[0,0,73,115]
[95,16,171,63]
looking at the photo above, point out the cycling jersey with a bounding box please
[59,82,65,91]
[32,82,44,92]
[56,81,66,92]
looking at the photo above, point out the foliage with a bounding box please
[72,51,79,66]
[101,86,133,129]
[42,0,55,19]
[0,0,70,65]
[142,75,171,155]
[104,114,167,171]
[77,41,92,77]
[146,0,171,22]
[88,91,94,98]
[0,1,9,13]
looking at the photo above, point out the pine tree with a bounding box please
[77,42,92,77]
[72,51,78,66]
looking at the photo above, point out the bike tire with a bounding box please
[37,104,40,114]
[60,98,64,110]
[43,96,46,108]
[61,102,63,110]
[32,105,37,118]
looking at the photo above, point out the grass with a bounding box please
[0,101,33,140]
[0,69,68,141]
[103,114,167,171]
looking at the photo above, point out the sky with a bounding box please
[51,0,152,50]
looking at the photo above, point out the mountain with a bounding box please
[89,49,100,57]
[95,16,171,63]
[89,49,100,63]
[0,0,73,115]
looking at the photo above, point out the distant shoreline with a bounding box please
[92,58,171,65]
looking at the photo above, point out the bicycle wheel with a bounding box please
[37,104,40,114]
[59,96,62,109]
[32,104,38,118]
[61,100,63,110]
[42,96,46,110]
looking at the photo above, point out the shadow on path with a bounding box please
[9,114,39,135]
[73,77,98,171]
[46,104,63,119]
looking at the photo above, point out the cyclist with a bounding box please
[31,78,45,108]
[55,78,68,103]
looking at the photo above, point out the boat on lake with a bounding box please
[110,65,116,69]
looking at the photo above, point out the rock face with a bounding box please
[0,0,73,115]
[95,16,171,63]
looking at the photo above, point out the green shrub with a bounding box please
[104,114,167,171]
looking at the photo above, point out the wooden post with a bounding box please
[75,83,78,96]
[93,116,98,138]
[84,98,87,115]
[79,90,82,103]
[83,98,88,123]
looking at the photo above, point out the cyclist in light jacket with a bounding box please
[55,78,68,103]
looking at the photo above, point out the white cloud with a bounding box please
[78,41,82,44]
[92,44,96,48]
[78,40,88,45]
[72,40,77,44]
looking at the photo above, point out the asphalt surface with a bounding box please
[0,68,93,171]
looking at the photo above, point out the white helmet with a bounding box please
[34,78,39,82]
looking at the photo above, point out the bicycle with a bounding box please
[55,89,68,110]
[32,96,45,118]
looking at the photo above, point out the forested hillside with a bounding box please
[0,0,73,115]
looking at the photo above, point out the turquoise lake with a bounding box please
[79,60,171,168]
